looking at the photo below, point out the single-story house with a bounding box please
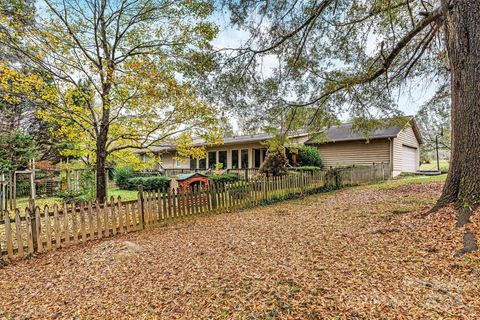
[139,117,422,177]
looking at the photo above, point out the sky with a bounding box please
[211,13,440,130]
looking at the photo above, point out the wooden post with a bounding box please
[138,186,145,228]
[66,158,71,191]
[29,199,38,251]
[10,171,17,209]
[0,172,5,218]
[30,161,36,201]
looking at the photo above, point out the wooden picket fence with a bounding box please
[0,164,390,262]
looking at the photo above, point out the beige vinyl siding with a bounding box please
[392,126,420,175]
[316,139,391,168]
[159,152,190,169]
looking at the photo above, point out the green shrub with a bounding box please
[125,176,171,191]
[114,166,135,189]
[209,173,239,183]
[299,146,323,168]
[294,166,321,172]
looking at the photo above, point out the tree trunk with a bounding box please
[437,0,480,209]
[95,136,108,202]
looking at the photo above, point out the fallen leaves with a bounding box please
[0,181,479,319]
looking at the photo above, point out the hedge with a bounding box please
[113,166,135,189]
[125,176,171,191]
[209,173,239,183]
[294,166,322,172]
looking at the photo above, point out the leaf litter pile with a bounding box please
[1,181,480,319]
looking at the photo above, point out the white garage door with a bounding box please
[402,145,418,172]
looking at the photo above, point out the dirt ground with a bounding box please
[1,181,480,319]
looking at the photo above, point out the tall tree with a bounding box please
[2,0,221,200]
[416,84,451,157]
[218,0,479,254]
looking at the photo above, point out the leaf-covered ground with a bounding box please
[1,180,480,319]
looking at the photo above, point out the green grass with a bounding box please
[106,189,138,201]
[419,160,449,172]
[366,174,447,190]
[11,188,139,212]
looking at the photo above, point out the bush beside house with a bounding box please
[209,173,239,183]
[298,146,323,168]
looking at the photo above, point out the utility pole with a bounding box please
[435,128,444,172]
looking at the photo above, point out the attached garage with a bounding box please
[402,145,418,172]
[305,117,422,177]
[401,145,418,173]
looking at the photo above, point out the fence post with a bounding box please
[300,173,305,195]
[0,172,4,219]
[138,186,145,229]
[29,198,38,252]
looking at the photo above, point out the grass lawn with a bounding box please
[1,175,479,319]
[12,188,139,211]
[419,160,450,172]
[366,173,447,190]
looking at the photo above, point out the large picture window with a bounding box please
[208,151,216,168]
[254,149,261,168]
[241,149,249,168]
[218,151,227,169]
[199,158,206,169]
[231,150,239,169]
[190,158,197,170]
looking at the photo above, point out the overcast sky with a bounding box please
[211,14,439,130]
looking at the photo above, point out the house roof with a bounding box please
[305,117,422,145]
[139,117,422,154]
[199,130,309,146]
[306,123,401,143]
[138,131,309,154]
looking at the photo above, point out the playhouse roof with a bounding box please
[176,172,209,181]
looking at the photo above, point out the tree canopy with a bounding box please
[1,0,223,199]
[215,0,448,133]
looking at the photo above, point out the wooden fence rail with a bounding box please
[0,163,390,262]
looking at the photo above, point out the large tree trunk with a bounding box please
[437,0,480,210]
[95,135,108,202]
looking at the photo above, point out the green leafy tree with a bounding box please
[0,131,37,172]
[2,0,223,200]
[417,84,451,154]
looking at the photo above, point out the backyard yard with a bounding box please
[0,175,479,319]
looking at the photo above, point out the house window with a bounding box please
[231,150,239,169]
[190,158,197,170]
[175,155,183,167]
[199,158,206,170]
[218,151,227,169]
[254,149,261,168]
[208,151,216,168]
[241,149,249,168]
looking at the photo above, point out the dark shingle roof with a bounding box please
[138,118,422,153]
[306,123,402,144]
